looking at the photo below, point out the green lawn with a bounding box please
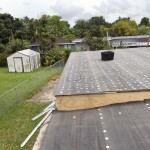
[0,66,63,116]
[0,101,49,150]
[0,65,63,149]
[0,67,46,95]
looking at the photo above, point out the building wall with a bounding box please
[30,54,41,71]
[7,53,31,72]
[75,42,90,51]
[58,43,90,51]
[59,44,74,49]
[7,50,41,73]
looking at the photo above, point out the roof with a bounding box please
[112,42,149,47]
[41,47,150,149]
[17,49,40,56]
[55,47,150,96]
[40,100,150,150]
[55,38,75,45]
[111,35,149,40]
[56,38,84,45]
[72,38,83,43]
[7,49,40,58]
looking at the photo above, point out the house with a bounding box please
[72,38,90,51]
[23,43,39,52]
[109,35,150,48]
[55,38,75,49]
[55,38,90,51]
[7,49,41,73]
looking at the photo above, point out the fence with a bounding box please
[0,59,65,116]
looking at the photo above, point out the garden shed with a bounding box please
[7,49,41,72]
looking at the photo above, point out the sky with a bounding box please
[0,0,150,26]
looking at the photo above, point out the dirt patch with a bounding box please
[31,79,59,150]
[32,115,52,150]
[30,79,58,102]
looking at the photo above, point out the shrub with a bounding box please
[44,46,72,66]
[0,53,8,66]
[0,44,5,53]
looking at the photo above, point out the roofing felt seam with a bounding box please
[55,47,150,96]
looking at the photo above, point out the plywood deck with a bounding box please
[55,47,150,110]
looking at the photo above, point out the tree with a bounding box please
[139,17,149,26]
[88,16,110,27]
[110,18,138,36]
[6,39,29,54]
[35,15,70,53]
[88,25,109,38]
[84,33,108,50]
[138,25,150,35]
[73,19,89,38]
[0,13,14,44]
[0,44,5,53]
[64,34,75,46]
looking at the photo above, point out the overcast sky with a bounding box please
[0,0,150,26]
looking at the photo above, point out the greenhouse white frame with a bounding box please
[7,49,41,72]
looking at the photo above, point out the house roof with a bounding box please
[55,47,150,96]
[72,38,83,43]
[111,35,149,40]
[56,38,84,45]
[40,100,150,150]
[41,47,150,149]
[55,38,75,45]
[112,42,149,47]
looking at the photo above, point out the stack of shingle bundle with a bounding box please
[101,51,114,61]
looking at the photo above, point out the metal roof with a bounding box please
[112,42,149,47]
[111,35,149,40]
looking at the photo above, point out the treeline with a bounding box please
[74,17,150,38]
[0,13,150,66]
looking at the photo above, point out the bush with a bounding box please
[0,53,8,66]
[63,48,72,62]
[44,46,72,66]
[0,44,5,53]
[5,39,30,54]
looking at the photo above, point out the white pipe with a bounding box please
[32,107,54,121]
[21,110,53,148]
[43,101,55,111]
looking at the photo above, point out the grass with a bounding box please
[0,67,46,95]
[0,101,49,150]
[0,66,63,116]
[0,64,63,149]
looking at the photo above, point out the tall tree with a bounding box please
[139,17,149,26]
[73,19,89,38]
[73,16,111,38]
[35,15,69,53]
[88,16,110,27]
[110,18,138,36]
[0,13,14,44]
[138,25,150,35]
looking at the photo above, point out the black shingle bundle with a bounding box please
[101,51,114,61]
